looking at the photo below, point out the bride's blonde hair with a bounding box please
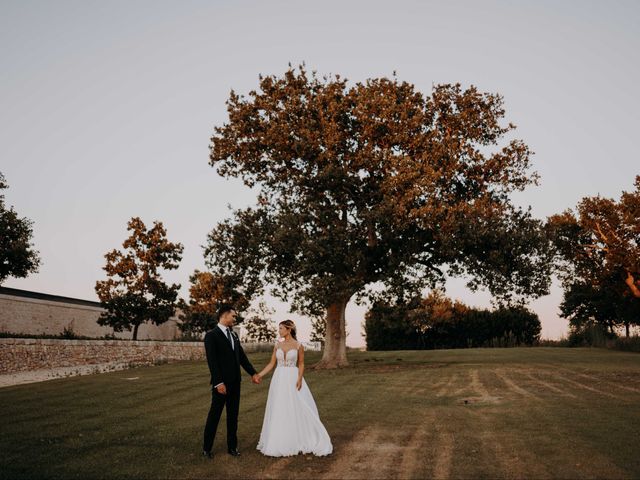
[279,320,297,340]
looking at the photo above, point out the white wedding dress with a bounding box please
[257,343,333,457]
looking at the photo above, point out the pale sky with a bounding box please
[2,0,639,346]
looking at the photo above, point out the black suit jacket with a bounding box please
[204,326,257,386]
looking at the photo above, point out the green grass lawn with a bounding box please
[1,347,639,479]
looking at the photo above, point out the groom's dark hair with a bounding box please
[217,303,236,321]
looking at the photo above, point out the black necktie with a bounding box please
[226,327,233,349]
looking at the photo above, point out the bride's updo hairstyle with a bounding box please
[279,320,297,340]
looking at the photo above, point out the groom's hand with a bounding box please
[216,384,227,395]
[252,374,261,384]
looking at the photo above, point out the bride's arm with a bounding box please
[257,345,277,379]
[296,343,305,390]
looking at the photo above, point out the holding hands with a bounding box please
[215,374,260,395]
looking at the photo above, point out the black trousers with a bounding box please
[203,382,241,452]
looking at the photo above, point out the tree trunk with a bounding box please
[625,322,630,338]
[132,323,140,340]
[313,297,350,369]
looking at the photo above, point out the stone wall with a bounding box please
[0,338,321,376]
[0,337,289,376]
[0,287,179,340]
[0,338,204,375]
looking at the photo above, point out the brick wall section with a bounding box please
[0,338,204,374]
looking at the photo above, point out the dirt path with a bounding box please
[431,424,454,480]
[398,421,432,478]
[319,407,445,480]
[321,426,405,479]
[262,457,295,479]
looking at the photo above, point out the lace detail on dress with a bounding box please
[276,347,298,368]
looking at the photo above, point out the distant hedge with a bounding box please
[365,302,541,351]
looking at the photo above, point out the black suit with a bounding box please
[203,325,257,453]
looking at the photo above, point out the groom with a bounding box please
[202,304,261,459]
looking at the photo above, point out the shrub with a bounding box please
[61,324,78,339]
[609,336,640,353]
[364,296,542,350]
[536,338,571,347]
[568,322,616,347]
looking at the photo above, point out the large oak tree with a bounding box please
[205,66,552,368]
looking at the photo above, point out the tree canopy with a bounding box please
[549,176,640,337]
[242,301,277,343]
[205,65,552,367]
[177,270,249,336]
[0,172,40,284]
[95,217,183,340]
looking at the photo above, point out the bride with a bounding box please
[256,320,333,457]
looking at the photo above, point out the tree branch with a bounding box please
[625,271,640,298]
[415,258,444,276]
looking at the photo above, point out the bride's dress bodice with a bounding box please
[276,347,298,368]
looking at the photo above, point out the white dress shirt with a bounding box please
[217,323,234,350]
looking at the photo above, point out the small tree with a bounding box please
[243,301,277,343]
[178,270,249,336]
[0,172,41,284]
[95,217,183,340]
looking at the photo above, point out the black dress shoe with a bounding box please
[202,450,213,459]
[228,448,241,456]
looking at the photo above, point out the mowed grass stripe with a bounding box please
[552,366,640,395]
[492,364,636,404]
